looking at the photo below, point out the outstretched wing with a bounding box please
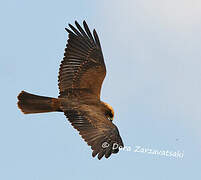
[64,109,124,160]
[58,21,106,99]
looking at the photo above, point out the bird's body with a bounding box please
[17,21,123,159]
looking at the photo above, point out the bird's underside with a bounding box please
[17,21,124,160]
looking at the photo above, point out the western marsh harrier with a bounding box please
[17,21,124,160]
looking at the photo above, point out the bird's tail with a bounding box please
[17,91,61,114]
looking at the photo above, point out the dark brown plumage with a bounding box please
[17,21,124,160]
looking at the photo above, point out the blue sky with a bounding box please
[1,0,201,179]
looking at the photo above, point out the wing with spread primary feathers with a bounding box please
[58,21,106,99]
[64,108,124,160]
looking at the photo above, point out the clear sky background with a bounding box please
[1,0,201,179]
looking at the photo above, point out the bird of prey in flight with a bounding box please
[17,21,124,160]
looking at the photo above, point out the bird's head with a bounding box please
[103,102,114,121]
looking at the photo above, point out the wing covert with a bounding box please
[58,21,106,99]
[64,109,124,160]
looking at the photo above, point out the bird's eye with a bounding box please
[108,111,113,118]
[106,111,113,121]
